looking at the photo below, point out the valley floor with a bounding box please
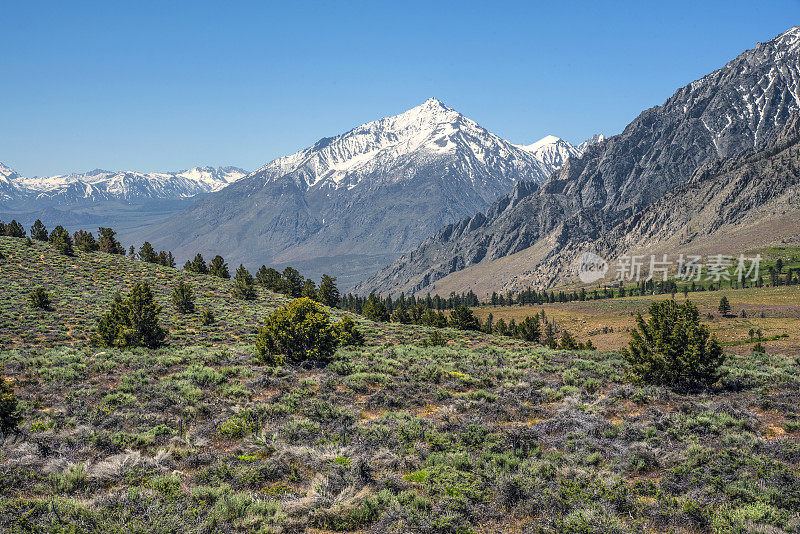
[474,284,800,357]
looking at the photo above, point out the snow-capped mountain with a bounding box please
[516,135,581,171]
[0,163,24,201]
[576,133,606,154]
[0,164,248,203]
[139,98,576,286]
[255,98,562,194]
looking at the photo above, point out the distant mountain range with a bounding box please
[134,98,599,286]
[357,26,800,296]
[0,164,248,203]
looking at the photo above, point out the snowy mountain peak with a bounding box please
[254,98,568,191]
[576,133,606,154]
[516,135,580,171]
[0,162,21,183]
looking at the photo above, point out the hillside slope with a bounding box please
[1,236,800,532]
[358,26,800,296]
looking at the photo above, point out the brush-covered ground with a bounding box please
[1,236,800,533]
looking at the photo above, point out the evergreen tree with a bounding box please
[98,227,125,254]
[29,287,52,310]
[559,330,579,350]
[718,296,732,316]
[5,220,25,238]
[233,264,256,300]
[483,313,494,334]
[362,294,389,322]
[171,280,195,314]
[256,266,282,291]
[166,251,176,268]
[301,278,318,300]
[623,300,724,388]
[495,318,508,335]
[449,305,480,330]
[391,303,412,324]
[0,369,22,433]
[516,315,540,342]
[255,298,338,365]
[49,226,74,255]
[317,274,340,308]
[209,255,230,278]
[139,241,158,263]
[282,267,304,297]
[189,253,208,274]
[30,219,48,241]
[97,283,166,349]
[201,308,215,325]
[73,230,98,252]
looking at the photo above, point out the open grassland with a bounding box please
[475,284,800,356]
[1,236,800,532]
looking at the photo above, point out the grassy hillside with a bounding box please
[1,236,800,533]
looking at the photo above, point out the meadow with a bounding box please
[1,236,799,533]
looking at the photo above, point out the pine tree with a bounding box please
[233,265,256,300]
[317,274,340,307]
[5,220,25,238]
[281,267,303,297]
[171,280,195,314]
[0,369,22,433]
[623,300,724,388]
[201,308,215,325]
[29,287,52,310]
[449,305,480,330]
[49,226,74,256]
[301,279,318,300]
[516,315,540,342]
[209,255,230,278]
[30,219,48,241]
[718,296,731,317]
[139,241,158,263]
[559,330,579,350]
[74,230,98,252]
[190,253,208,274]
[256,266,282,291]
[362,294,389,322]
[97,283,166,349]
[98,227,125,254]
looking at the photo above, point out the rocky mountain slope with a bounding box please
[357,26,800,296]
[137,98,587,286]
[0,164,248,203]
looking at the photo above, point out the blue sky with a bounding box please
[2,0,799,176]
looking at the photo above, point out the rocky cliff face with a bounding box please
[357,27,800,295]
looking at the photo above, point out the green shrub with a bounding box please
[29,287,52,310]
[49,225,74,256]
[255,297,338,365]
[171,280,195,314]
[97,283,167,349]
[335,316,364,346]
[622,300,724,388]
[0,369,22,433]
[201,308,215,325]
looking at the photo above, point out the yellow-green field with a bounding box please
[474,284,800,356]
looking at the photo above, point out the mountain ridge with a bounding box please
[356,26,800,296]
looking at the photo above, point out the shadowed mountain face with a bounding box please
[357,27,800,296]
[134,98,585,286]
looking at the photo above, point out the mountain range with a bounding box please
[0,164,248,204]
[134,98,599,286]
[356,26,800,296]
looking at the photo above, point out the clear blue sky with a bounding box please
[2,0,799,176]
